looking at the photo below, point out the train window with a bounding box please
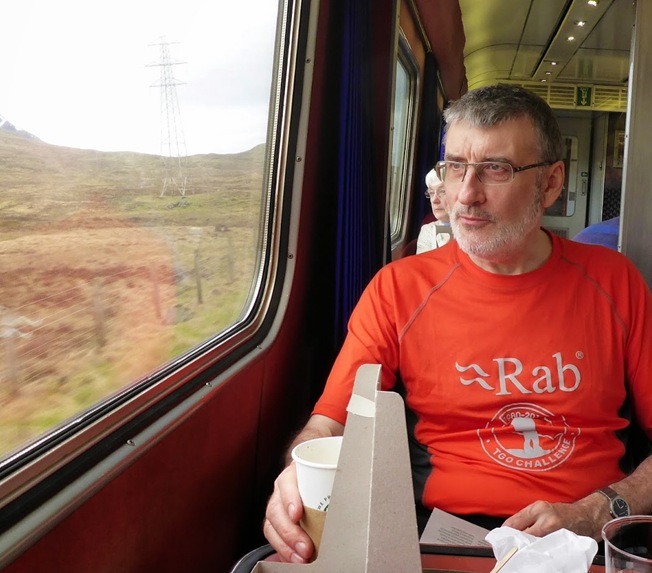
[0,1,281,464]
[388,36,419,247]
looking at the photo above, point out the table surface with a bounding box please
[262,550,606,571]
[419,552,605,572]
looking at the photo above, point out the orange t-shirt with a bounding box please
[313,231,652,518]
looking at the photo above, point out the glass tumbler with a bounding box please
[602,516,652,572]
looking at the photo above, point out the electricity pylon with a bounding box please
[148,39,189,200]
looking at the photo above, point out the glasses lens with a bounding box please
[477,162,513,184]
[435,162,446,182]
[437,161,515,184]
[440,161,465,183]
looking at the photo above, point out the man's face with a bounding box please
[443,116,558,261]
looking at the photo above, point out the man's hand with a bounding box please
[263,463,314,563]
[263,414,344,562]
[503,494,608,541]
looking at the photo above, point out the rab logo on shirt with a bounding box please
[455,352,582,395]
[477,403,580,471]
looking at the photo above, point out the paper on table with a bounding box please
[420,508,492,548]
[485,526,598,573]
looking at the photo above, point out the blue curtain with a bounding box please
[333,0,381,343]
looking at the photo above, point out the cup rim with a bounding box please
[602,515,652,565]
[291,436,343,469]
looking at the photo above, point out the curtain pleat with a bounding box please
[334,0,379,343]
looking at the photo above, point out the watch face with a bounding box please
[612,497,630,517]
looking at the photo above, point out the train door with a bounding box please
[542,113,592,239]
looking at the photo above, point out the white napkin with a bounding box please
[485,526,598,573]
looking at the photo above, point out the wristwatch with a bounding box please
[595,486,630,518]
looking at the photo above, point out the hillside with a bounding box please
[0,132,267,456]
[0,129,266,231]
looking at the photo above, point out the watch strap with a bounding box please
[595,486,630,517]
[595,486,619,501]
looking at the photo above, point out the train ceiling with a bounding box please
[458,0,633,91]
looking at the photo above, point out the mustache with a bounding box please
[451,206,495,222]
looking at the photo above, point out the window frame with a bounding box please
[0,0,310,542]
[388,33,420,248]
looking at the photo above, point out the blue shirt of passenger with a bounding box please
[572,216,619,251]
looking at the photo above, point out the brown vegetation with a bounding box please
[0,129,265,456]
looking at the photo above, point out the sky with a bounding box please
[1,0,278,155]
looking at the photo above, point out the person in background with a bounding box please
[572,216,620,251]
[416,168,453,254]
[263,84,652,564]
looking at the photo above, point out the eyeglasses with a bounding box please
[424,188,446,199]
[434,160,554,185]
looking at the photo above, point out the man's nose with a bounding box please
[456,169,486,204]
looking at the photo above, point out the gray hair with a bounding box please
[442,84,563,163]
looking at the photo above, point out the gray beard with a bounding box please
[450,192,544,261]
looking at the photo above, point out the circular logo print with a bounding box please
[478,403,579,472]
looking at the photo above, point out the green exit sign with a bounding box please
[576,87,593,107]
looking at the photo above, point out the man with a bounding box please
[263,84,652,564]
[416,168,453,254]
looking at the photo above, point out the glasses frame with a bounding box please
[424,188,446,199]
[434,160,554,185]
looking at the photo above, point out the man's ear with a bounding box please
[541,160,565,208]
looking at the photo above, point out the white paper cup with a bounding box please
[291,436,343,511]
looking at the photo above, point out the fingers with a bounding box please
[504,500,562,537]
[262,515,311,563]
[504,499,599,539]
[263,464,314,563]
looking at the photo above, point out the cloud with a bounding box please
[1,0,277,154]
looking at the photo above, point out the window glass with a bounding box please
[388,40,418,246]
[0,0,278,459]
